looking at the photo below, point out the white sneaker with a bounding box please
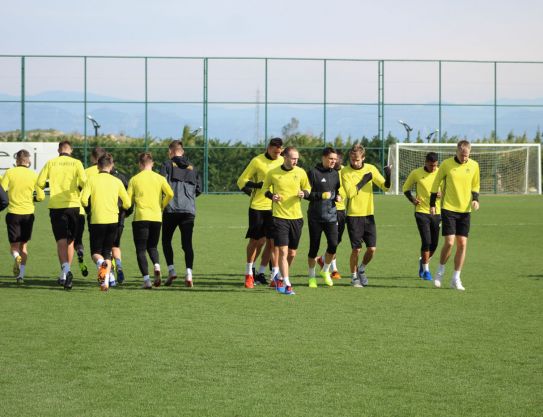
[451,278,465,291]
[434,271,443,288]
[142,280,152,289]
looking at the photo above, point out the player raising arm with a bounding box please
[341,144,391,288]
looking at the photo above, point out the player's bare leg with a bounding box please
[434,235,455,288]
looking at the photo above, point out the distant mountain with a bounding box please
[0,91,541,142]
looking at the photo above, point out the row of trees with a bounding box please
[1,124,541,192]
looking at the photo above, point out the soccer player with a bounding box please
[37,141,87,290]
[306,147,341,288]
[262,146,311,295]
[0,184,7,211]
[1,150,45,283]
[80,153,131,291]
[78,147,108,278]
[402,152,441,281]
[127,152,174,289]
[237,137,284,288]
[84,147,130,286]
[110,166,131,285]
[341,144,391,288]
[318,149,347,279]
[160,140,201,288]
[430,140,480,291]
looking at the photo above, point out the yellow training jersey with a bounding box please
[431,157,480,213]
[335,165,347,211]
[85,164,99,179]
[37,155,86,209]
[127,170,174,222]
[402,167,441,215]
[81,172,131,224]
[237,153,284,210]
[1,166,45,214]
[262,165,311,220]
[341,163,389,217]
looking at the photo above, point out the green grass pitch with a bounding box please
[0,195,541,417]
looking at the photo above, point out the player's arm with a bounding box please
[127,179,135,205]
[262,171,276,200]
[34,180,45,202]
[159,161,170,179]
[195,169,202,197]
[237,159,259,195]
[80,181,91,208]
[0,173,9,191]
[77,161,87,189]
[371,166,389,192]
[118,181,131,210]
[299,170,311,199]
[471,163,481,210]
[36,162,49,189]
[430,165,446,214]
[161,178,174,209]
[402,171,419,205]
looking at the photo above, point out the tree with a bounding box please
[281,117,300,139]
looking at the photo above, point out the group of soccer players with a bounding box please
[0,139,200,291]
[237,138,480,294]
[0,137,479,294]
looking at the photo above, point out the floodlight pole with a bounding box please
[88,115,100,137]
[426,129,439,143]
[398,120,413,142]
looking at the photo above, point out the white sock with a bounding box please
[423,263,430,272]
[258,264,267,274]
[168,264,175,272]
[360,263,366,271]
[96,259,104,269]
[19,264,26,278]
[115,258,122,269]
[246,262,253,275]
[283,276,291,287]
[154,263,161,272]
[437,264,445,275]
[351,272,357,280]
[109,272,115,282]
[308,267,316,277]
[331,259,337,271]
[452,270,461,281]
[186,268,193,280]
[62,262,70,274]
[271,266,279,279]
[12,251,20,259]
[143,275,150,282]
[323,262,331,273]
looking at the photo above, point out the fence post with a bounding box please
[21,56,25,140]
[203,58,209,193]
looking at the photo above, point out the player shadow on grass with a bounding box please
[526,274,543,279]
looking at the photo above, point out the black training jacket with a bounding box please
[306,163,340,223]
[160,156,201,216]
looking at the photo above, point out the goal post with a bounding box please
[387,143,542,195]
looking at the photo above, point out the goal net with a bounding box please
[387,143,542,195]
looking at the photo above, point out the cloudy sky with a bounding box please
[2,0,542,60]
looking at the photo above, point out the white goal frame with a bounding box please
[387,143,542,195]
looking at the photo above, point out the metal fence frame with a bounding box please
[1,55,542,193]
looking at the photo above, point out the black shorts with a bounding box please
[6,213,35,243]
[273,218,304,249]
[415,212,441,252]
[337,209,346,244]
[112,224,124,248]
[245,208,274,240]
[50,208,80,242]
[89,223,118,259]
[346,215,377,249]
[441,208,471,237]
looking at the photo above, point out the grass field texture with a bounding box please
[0,195,542,417]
